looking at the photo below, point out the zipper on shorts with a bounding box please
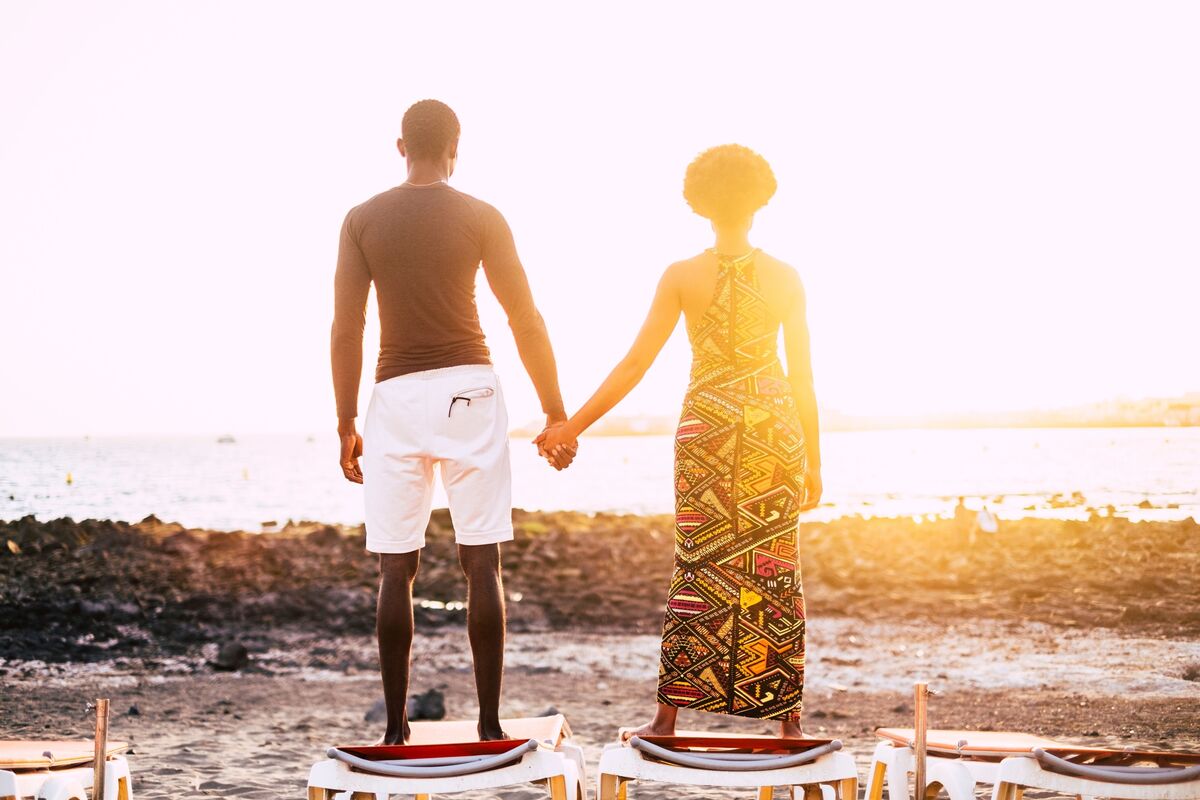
[448,386,495,417]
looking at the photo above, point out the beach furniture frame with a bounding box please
[0,741,133,800]
[867,728,1200,800]
[598,732,859,800]
[305,716,585,800]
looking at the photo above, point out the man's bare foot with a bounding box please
[374,720,410,745]
[779,719,804,739]
[478,720,510,741]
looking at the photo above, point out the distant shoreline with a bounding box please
[3,421,1198,440]
[511,420,1200,437]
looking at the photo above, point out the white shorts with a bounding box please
[362,364,513,553]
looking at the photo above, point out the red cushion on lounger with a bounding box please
[334,739,531,762]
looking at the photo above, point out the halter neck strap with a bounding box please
[709,247,759,268]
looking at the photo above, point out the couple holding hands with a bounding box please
[331,100,822,745]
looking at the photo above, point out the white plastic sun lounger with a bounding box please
[0,740,133,800]
[867,728,1200,800]
[598,731,859,800]
[306,715,585,800]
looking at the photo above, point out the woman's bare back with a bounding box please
[672,249,802,334]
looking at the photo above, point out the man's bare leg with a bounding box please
[377,550,421,744]
[457,543,508,740]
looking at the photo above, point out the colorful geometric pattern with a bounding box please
[657,249,808,722]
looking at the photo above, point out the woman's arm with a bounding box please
[540,266,683,455]
[782,273,822,509]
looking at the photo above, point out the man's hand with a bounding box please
[534,420,578,471]
[339,423,364,484]
[801,465,822,510]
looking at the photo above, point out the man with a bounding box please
[331,99,573,743]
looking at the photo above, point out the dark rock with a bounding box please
[127,704,140,716]
[79,600,109,617]
[407,688,446,721]
[210,641,249,671]
[365,698,387,723]
[537,706,560,717]
[161,531,201,554]
[306,526,343,547]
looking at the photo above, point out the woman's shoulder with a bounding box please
[755,251,805,307]
[659,252,712,284]
[755,250,800,280]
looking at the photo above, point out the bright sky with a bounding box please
[2,2,1198,436]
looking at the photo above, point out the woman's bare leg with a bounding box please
[779,718,804,738]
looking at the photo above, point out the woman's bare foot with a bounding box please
[622,704,679,741]
[779,719,804,739]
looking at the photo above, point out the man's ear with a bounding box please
[396,138,407,158]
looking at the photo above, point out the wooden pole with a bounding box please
[93,698,110,800]
[913,683,928,800]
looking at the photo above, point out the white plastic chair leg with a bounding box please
[35,776,89,800]
[931,763,977,800]
[867,742,899,800]
[887,746,912,800]
[105,756,134,800]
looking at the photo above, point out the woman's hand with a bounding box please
[534,423,578,471]
[801,465,822,510]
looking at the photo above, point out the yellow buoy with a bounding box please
[66,472,74,485]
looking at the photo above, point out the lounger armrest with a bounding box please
[1031,749,1200,786]
[327,738,539,778]
[629,737,843,772]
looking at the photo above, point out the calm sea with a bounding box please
[1,428,1197,531]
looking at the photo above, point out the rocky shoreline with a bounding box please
[2,511,1198,665]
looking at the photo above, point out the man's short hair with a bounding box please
[401,100,460,160]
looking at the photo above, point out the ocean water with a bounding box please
[0,427,1197,531]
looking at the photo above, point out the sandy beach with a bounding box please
[3,511,1199,798]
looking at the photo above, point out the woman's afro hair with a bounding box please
[683,144,777,225]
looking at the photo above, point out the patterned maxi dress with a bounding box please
[657,249,808,721]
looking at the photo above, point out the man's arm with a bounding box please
[479,206,567,425]
[331,210,371,482]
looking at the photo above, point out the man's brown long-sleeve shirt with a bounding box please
[331,183,565,423]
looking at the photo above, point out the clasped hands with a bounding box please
[534,420,578,471]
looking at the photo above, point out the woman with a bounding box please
[538,144,822,737]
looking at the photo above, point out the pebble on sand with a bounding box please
[210,641,249,671]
